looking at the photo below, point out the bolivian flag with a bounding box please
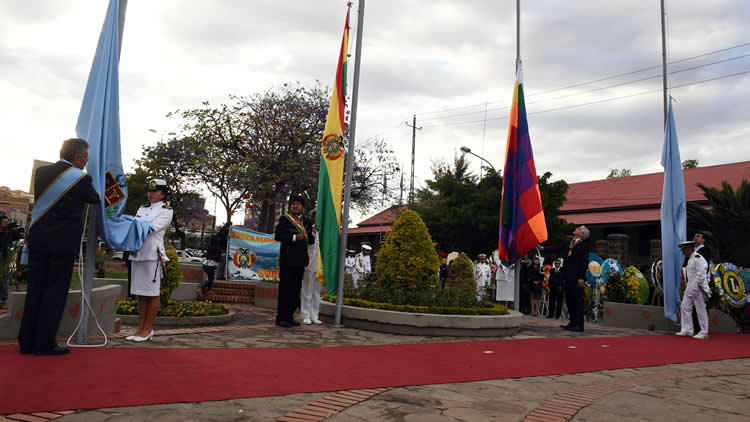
[316,7,350,296]
[498,66,548,263]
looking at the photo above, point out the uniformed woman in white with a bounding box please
[126,179,173,342]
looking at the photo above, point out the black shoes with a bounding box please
[560,324,572,329]
[565,325,584,332]
[34,345,70,355]
[291,320,301,326]
[275,320,294,328]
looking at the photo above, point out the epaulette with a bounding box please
[695,253,702,259]
[142,203,150,208]
[163,202,172,209]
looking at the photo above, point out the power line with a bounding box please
[421,53,750,125]
[421,67,750,126]
[414,41,750,117]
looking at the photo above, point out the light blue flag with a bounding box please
[75,0,152,251]
[660,99,686,322]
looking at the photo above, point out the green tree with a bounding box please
[682,159,699,169]
[124,167,150,216]
[137,139,203,246]
[414,155,572,256]
[160,243,183,307]
[607,168,632,178]
[375,209,439,289]
[687,180,750,266]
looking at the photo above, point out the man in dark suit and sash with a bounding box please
[274,196,315,328]
[18,138,100,355]
[539,225,591,332]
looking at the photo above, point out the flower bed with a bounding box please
[324,294,507,316]
[117,298,229,317]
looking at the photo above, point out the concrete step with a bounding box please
[206,294,254,304]
[212,281,256,291]
[210,287,253,297]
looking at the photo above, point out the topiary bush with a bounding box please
[375,210,440,290]
[160,243,183,308]
[436,252,478,308]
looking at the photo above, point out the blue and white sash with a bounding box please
[20,167,87,264]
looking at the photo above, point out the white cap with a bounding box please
[361,244,372,250]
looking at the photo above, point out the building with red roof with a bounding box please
[559,161,750,265]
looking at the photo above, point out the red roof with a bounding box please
[348,225,392,235]
[355,205,407,227]
[561,161,750,225]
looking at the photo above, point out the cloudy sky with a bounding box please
[1,0,749,225]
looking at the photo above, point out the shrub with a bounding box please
[321,294,508,316]
[604,271,627,303]
[375,210,440,290]
[160,244,183,308]
[437,252,478,308]
[117,297,229,317]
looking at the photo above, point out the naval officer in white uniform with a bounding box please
[127,179,173,343]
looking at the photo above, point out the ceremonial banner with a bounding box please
[497,66,548,263]
[226,226,280,281]
[75,0,152,251]
[315,6,350,296]
[660,100,686,321]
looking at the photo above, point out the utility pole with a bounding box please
[399,169,404,205]
[405,115,422,205]
[660,0,668,127]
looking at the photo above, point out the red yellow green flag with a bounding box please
[316,6,350,296]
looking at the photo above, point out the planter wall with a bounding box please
[254,282,278,310]
[0,285,120,340]
[318,301,521,337]
[600,301,737,333]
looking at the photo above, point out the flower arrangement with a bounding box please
[621,266,642,304]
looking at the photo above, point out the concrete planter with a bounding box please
[117,311,235,327]
[254,282,279,310]
[0,285,120,340]
[600,301,737,333]
[318,301,521,337]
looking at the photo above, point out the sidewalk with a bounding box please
[2,306,747,422]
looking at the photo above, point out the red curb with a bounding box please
[301,406,337,416]
[297,407,336,417]
[306,402,343,411]
[282,412,323,421]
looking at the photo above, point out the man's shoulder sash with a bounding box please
[284,213,308,241]
[30,166,87,228]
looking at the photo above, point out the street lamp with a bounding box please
[460,146,497,173]
[148,128,176,142]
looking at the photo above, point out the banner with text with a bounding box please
[226,226,280,281]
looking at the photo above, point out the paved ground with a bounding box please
[3,305,748,422]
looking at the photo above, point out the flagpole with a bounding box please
[78,0,127,345]
[660,0,668,126]
[335,0,365,325]
[513,0,521,313]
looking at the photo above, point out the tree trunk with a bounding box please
[258,198,276,234]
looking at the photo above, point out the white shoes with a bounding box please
[125,335,138,341]
[676,330,693,337]
[303,318,312,325]
[133,330,154,342]
[312,319,322,325]
[693,332,708,340]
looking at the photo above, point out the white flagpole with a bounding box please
[335,0,365,325]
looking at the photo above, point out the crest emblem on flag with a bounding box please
[322,134,345,161]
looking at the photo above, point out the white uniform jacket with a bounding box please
[345,256,355,274]
[684,251,710,299]
[354,253,371,275]
[306,232,320,274]
[474,262,491,286]
[129,201,173,262]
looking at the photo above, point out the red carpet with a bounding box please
[2,333,749,414]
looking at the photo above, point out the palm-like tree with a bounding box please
[687,180,750,266]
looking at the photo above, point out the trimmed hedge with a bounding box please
[323,295,508,316]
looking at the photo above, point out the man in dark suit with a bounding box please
[18,138,100,355]
[274,196,314,328]
[547,257,565,319]
[540,225,591,332]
